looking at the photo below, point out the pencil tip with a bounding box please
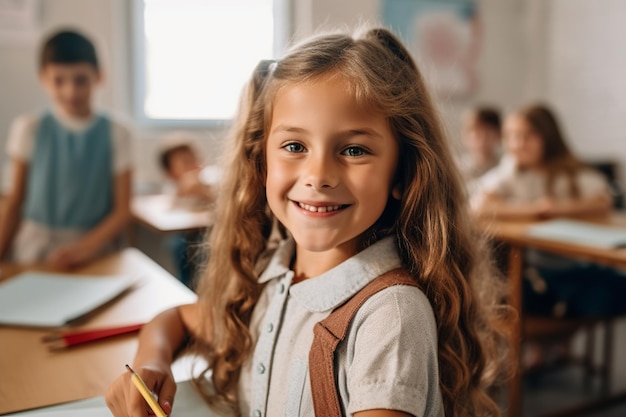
[125,364,133,373]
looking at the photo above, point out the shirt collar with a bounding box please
[258,237,402,313]
[51,107,97,133]
[257,238,295,284]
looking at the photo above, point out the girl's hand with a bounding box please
[46,242,95,270]
[106,363,176,417]
[534,196,559,218]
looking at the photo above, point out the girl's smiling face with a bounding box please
[504,113,545,169]
[265,75,399,274]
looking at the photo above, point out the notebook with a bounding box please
[5,379,228,416]
[0,272,136,327]
[526,218,626,249]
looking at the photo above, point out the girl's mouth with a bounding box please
[295,202,349,213]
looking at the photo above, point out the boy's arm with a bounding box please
[47,169,132,269]
[0,159,28,260]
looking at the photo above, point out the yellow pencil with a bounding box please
[125,364,168,417]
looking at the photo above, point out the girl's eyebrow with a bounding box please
[270,125,384,140]
[345,128,384,140]
[270,125,307,135]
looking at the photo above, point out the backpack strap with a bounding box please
[308,268,418,417]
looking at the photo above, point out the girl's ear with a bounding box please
[391,184,402,200]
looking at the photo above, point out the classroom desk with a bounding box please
[481,212,626,417]
[131,193,212,234]
[0,248,197,415]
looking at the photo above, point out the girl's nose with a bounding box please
[304,154,339,190]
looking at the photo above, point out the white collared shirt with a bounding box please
[238,237,443,417]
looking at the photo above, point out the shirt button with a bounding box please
[279,283,285,294]
[253,410,262,417]
[257,363,266,374]
[267,323,274,333]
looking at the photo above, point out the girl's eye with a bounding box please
[283,143,306,153]
[341,146,367,157]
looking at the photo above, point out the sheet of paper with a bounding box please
[0,272,135,327]
[526,218,626,249]
[5,380,228,416]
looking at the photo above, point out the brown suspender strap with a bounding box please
[308,268,419,417]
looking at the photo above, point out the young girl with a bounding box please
[475,104,626,320]
[106,27,506,417]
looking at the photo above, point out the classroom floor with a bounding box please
[521,318,626,417]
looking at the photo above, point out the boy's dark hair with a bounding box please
[473,107,501,131]
[160,144,194,172]
[40,29,99,70]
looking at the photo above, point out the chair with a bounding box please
[586,159,625,210]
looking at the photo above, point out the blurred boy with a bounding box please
[158,132,218,288]
[0,29,132,269]
[458,106,502,183]
[159,132,216,208]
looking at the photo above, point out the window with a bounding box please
[133,0,290,124]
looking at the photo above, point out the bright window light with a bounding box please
[135,0,287,123]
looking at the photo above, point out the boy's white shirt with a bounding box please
[6,107,132,175]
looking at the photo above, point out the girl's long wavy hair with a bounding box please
[192,26,509,417]
[516,104,584,198]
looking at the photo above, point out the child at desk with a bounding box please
[457,106,502,185]
[158,132,218,288]
[0,29,132,269]
[158,132,217,209]
[474,104,626,364]
[106,27,508,417]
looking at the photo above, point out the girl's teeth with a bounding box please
[298,202,341,213]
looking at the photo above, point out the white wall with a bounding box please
[531,0,626,184]
[1,0,624,190]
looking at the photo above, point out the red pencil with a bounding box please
[42,323,144,350]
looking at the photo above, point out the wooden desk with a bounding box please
[0,248,197,415]
[482,213,626,417]
[132,194,212,234]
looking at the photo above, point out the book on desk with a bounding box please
[5,379,226,416]
[526,218,626,249]
[0,272,136,328]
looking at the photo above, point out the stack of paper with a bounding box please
[0,272,136,327]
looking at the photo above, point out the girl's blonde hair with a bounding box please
[193,27,508,416]
[516,103,584,197]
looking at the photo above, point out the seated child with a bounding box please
[474,103,626,366]
[106,27,508,417]
[458,106,502,186]
[158,132,217,209]
[0,29,132,269]
[158,132,219,288]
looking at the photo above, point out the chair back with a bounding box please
[586,160,625,209]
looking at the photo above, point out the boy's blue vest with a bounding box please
[23,112,114,230]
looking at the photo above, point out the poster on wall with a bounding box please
[0,0,39,44]
[381,0,481,99]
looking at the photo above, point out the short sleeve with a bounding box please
[6,115,38,162]
[342,286,444,417]
[110,119,133,174]
[576,169,610,199]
